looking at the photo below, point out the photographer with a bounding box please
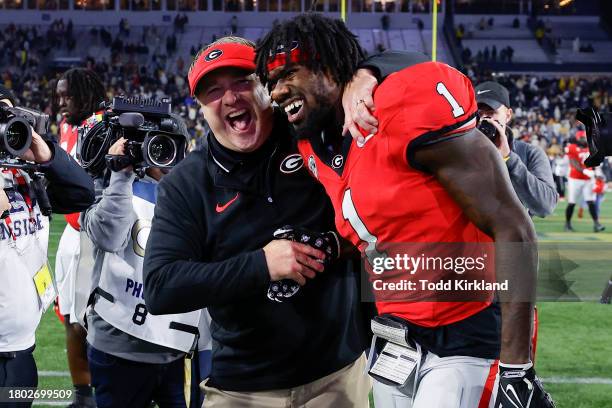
[476,81,559,217]
[80,111,208,408]
[0,86,95,407]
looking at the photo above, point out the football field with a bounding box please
[33,200,612,407]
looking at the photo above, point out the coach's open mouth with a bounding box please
[226,109,253,133]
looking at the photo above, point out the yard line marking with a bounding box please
[543,377,612,385]
[38,370,70,377]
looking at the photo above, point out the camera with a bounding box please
[79,96,188,176]
[0,104,49,165]
[576,108,612,167]
[0,104,52,217]
[478,119,498,143]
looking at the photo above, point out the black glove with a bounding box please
[495,362,555,408]
[267,225,340,303]
[577,107,611,167]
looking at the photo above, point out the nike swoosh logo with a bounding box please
[503,384,528,408]
[216,193,240,213]
[477,89,491,95]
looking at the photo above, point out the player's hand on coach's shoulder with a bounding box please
[342,68,379,143]
[263,239,326,286]
[495,362,555,408]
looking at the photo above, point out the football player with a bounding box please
[53,67,106,408]
[564,129,604,232]
[256,14,555,408]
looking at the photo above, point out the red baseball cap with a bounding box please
[188,42,256,96]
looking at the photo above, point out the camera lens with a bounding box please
[146,134,177,167]
[0,118,32,156]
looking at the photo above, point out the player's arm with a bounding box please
[343,51,430,139]
[413,128,537,364]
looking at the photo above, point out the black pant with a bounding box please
[0,346,38,408]
[554,175,566,197]
[88,345,186,408]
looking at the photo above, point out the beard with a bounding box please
[290,95,336,141]
[65,109,91,126]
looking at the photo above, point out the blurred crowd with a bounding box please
[0,22,210,140]
[467,71,612,193]
[468,72,611,153]
[2,23,611,166]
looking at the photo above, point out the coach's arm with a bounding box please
[142,173,270,315]
[414,128,537,365]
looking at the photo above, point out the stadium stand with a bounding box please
[0,1,610,154]
[1,2,612,407]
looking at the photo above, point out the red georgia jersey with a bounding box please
[298,62,493,328]
[59,112,102,230]
[59,118,79,159]
[565,143,591,180]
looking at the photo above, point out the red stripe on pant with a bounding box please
[531,306,539,364]
[478,360,499,408]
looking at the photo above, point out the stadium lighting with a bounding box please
[559,0,573,7]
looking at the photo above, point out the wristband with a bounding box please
[499,361,533,370]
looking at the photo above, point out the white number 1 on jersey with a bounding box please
[436,82,465,118]
[342,189,387,272]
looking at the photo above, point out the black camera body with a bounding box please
[0,104,49,164]
[79,96,188,176]
[477,118,515,151]
[478,119,498,143]
[0,105,52,217]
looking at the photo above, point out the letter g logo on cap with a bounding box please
[205,49,223,62]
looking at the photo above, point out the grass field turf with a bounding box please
[33,201,612,407]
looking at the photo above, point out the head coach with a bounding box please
[142,37,372,407]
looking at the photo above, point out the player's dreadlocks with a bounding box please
[54,68,106,122]
[255,13,365,88]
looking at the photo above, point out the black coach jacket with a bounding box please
[143,111,369,391]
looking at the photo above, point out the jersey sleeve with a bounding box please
[377,62,478,170]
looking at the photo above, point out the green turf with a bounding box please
[32,203,612,407]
